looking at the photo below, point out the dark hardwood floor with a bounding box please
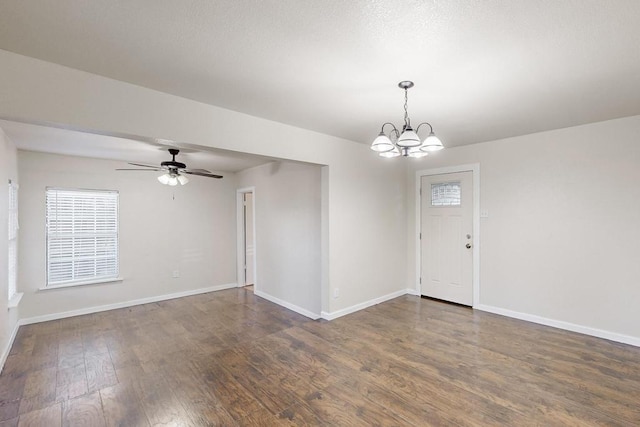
[1,288,639,426]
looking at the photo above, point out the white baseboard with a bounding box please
[321,289,408,321]
[0,322,21,374]
[475,304,640,348]
[253,290,320,320]
[19,283,238,326]
[406,288,420,296]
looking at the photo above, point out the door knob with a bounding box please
[465,243,472,249]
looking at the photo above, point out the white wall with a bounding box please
[0,128,19,368]
[237,161,322,316]
[0,50,408,317]
[17,151,238,318]
[407,115,640,342]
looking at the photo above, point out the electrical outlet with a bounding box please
[172,270,180,278]
[333,288,339,299]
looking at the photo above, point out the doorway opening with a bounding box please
[237,187,256,289]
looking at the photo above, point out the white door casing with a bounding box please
[418,166,479,306]
[236,187,257,289]
[244,192,255,285]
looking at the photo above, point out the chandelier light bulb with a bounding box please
[396,127,422,148]
[379,146,401,158]
[177,174,189,185]
[408,147,429,158]
[370,132,395,152]
[421,131,444,152]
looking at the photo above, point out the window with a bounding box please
[8,180,18,301]
[46,188,119,286]
[431,182,461,206]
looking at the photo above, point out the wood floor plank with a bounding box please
[99,383,149,427]
[61,392,105,427]
[85,353,117,394]
[0,400,20,424]
[191,360,266,420]
[17,403,61,427]
[277,401,325,426]
[127,374,196,426]
[0,417,18,427]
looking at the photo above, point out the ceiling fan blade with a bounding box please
[116,168,162,171]
[128,162,159,168]
[183,170,223,179]
[184,168,213,174]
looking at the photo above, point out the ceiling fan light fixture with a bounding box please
[177,174,189,185]
[157,173,171,185]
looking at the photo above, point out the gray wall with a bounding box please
[17,151,238,318]
[237,161,322,316]
[407,115,640,342]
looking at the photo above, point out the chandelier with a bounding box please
[370,81,444,158]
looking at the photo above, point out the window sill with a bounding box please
[8,292,23,309]
[38,277,124,291]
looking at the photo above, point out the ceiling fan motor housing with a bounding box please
[162,149,185,169]
[161,160,186,169]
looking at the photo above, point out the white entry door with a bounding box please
[420,171,473,305]
[244,192,255,286]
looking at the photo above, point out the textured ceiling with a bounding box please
[1,1,640,148]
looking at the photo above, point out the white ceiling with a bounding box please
[1,1,640,148]
[0,120,274,173]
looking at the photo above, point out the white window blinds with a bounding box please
[46,188,119,286]
[8,180,18,299]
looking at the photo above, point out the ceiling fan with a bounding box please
[117,148,223,185]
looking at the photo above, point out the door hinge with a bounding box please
[419,277,422,284]
[419,232,421,239]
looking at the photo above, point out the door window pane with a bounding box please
[431,182,461,206]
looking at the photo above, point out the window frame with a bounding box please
[45,187,120,288]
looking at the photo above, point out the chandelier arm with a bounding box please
[415,122,434,135]
[380,122,400,139]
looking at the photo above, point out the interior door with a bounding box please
[420,171,473,305]
[244,192,255,286]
